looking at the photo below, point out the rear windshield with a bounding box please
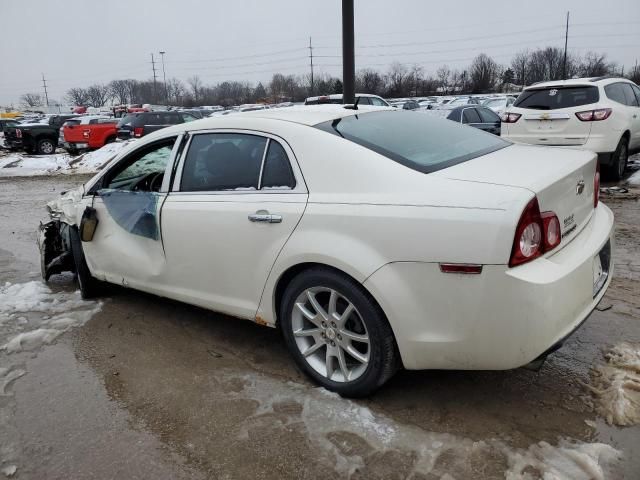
[314,110,509,174]
[514,86,599,110]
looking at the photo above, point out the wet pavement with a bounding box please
[0,173,639,479]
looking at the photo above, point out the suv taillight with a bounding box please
[133,127,144,137]
[15,128,22,138]
[509,197,561,267]
[500,112,521,123]
[575,108,612,122]
[594,161,600,208]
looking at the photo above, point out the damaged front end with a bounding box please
[38,187,84,281]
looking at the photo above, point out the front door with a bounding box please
[161,131,307,320]
[82,136,180,291]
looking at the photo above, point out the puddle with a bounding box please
[584,342,640,426]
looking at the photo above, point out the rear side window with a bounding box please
[462,108,481,124]
[606,83,639,107]
[261,140,295,189]
[315,110,509,174]
[477,107,500,123]
[180,133,267,191]
[514,86,599,110]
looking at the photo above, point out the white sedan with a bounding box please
[40,106,614,396]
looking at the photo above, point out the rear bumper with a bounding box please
[364,203,614,370]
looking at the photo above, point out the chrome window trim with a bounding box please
[257,138,270,189]
[171,128,307,195]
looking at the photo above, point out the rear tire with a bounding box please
[36,138,56,155]
[280,267,399,397]
[69,227,100,299]
[608,137,628,181]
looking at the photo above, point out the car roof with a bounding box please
[526,77,632,89]
[305,93,382,101]
[209,105,387,126]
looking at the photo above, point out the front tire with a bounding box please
[280,268,399,397]
[69,227,100,299]
[608,137,628,181]
[36,138,56,155]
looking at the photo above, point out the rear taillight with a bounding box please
[501,112,521,123]
[575,108,612,122]
[541,212,561,251]
[15,129,22,138]
[509,197,561,268]
[594,162,600,208]
[133,127,144,137]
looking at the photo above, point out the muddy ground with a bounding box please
[0,172,638,479]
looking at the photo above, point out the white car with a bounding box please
[304,93,390,107]
[501,77,640,180]
[482,96,516,115]
[39,106,613,396]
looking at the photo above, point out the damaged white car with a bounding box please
[39,106,614,396]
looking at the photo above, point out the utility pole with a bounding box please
[309,37,314,96]
[562,11,569,80]
[151,53,158,104]
[159,51,168,104]
[342,0,355,104]
[41,73,49,107]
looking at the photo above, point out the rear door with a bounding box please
[506,85,599,145]
[161,131,307,319]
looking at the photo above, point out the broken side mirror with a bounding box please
[80,206,99,242]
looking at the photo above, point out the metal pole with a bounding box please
[309,37,314,96]
[342,0,355,104]
[151,53,158,103]
[41,73,49,107]
[160,51,168,104]
[562,11,569,80]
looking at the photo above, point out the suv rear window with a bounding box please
[315,110,509,174]
[514,86,599,110]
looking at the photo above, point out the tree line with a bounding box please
[18,47,639,109]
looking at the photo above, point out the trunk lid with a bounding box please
[434,144,597,245]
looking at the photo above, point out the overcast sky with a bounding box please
[1,0,639,105]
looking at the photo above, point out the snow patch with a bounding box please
[0,281,101,354]
[230,372,620,478]
[584,342,640,426]
[627,169,640,186]
[504,439,621,480]
[0,465,16,477]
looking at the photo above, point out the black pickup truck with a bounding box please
[4,114,79,154]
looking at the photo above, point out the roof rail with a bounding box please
[589,75,623,82]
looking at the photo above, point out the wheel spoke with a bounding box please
[325,348,335,379]
[346,345,369,364]
[307,290,328,320]
[302,340,324,358]
[328,289,338,316]
[294,327,321,337]
[341,329,369,344]
[337,347,350,381]
[339,303,354,326]
[295,302,320,325]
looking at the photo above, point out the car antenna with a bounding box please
[344,96,361,110]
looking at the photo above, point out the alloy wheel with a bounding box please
[291,287,370,383]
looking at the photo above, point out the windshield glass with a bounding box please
[514,86,599,110]
[314,110,509,173]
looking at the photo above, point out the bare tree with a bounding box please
[86,84,111,107]
[356,69,384,95]
[436,65,451,95]
[19,93,44,108]
[386,62,408,97]
[511,51,529,88]
[188,76,203,104]
[469,54,500,93]
[579,52,616,77]
[109,80,131,104]
[166,78,186,104]
[66,87,90,106]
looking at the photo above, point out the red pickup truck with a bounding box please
[61,116,119,153]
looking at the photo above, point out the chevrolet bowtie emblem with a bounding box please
[576,180,585,195]
[540,113,550,120]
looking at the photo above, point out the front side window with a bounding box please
[370,97,387,107]
[181,133,267,192]
[315,110,509,174]
[181,113,198,122]
[104,138,176,191]
[514,86,599,110]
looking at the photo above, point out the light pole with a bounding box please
[159,51,168,104]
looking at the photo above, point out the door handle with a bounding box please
[248,211,282,223]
